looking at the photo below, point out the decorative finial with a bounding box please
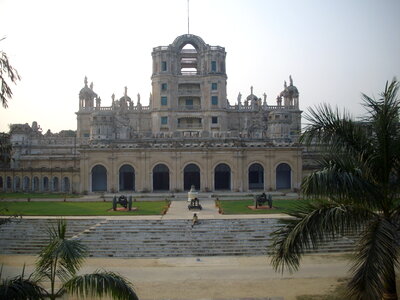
[111,93,115,101]
[90,82,93,90]
[137,93,141,103]
[289,75,293,86]
[250,86,253,94]
[124,86,128,96]
[263,93,267,104]
[84,76,88,87]
[284,81,287,89]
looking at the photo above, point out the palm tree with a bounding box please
[0,37,21,108]
[270,79,400,300]
[0,219,139,300]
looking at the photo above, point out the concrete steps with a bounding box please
[0,218,358,257]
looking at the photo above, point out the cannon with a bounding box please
[254,193,272,208]
[112,195,133,211]
[188,198,202,210]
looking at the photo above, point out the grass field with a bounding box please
[0,192,80,199]
[0,201,169,216]
[217,199,305,214]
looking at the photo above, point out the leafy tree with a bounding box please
[0,219,139,300]
[271,79,400,300]
[0,37,20,108]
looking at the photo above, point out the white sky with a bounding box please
[0,0,399,133]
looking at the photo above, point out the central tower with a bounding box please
[151,34,227,137]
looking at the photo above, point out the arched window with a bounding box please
[92,165,107,192]
[43,177,49,192]
[53,177,59,192]
[119,165,135,191]
[214,163,231,190]
[276,163,291,190]
[184,163,200,191]
[62,177,70,193]
[23,176,30,192]
[33,177,39,192]
[248,163,264,190]
[153,164,169,191]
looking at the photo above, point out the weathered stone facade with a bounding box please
[0,34,302,194]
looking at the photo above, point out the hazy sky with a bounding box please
[1,0,399,133]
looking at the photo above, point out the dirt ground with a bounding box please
[0,253,354,300]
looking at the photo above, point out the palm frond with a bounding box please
[347,217,399,300]
[35,219,87,282]
[63,271,139,300]
[271,202,375,274]
[300,103,371,157]
[301,156,378,209]
[0,269,46,300]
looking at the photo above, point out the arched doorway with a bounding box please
[92,165,107,192]
[153,164,169,191]
[276,163,291,190]
[62,177,70,193]
[184,163,200,190]
[214,163,231,190]
[53,177,59,192]
[119,165,135,191]
[33,177,39,192]
[23,176,30,192]
[43,177,49,192]
[248,163,264,190]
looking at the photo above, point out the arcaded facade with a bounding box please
[0,34,302,194]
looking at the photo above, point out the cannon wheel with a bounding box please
[128,197,132,211]
[112,196,117,211]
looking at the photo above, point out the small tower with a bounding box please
[78,76,97,110]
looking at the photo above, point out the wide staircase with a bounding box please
[0,218,358,257]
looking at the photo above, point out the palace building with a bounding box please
[0,34,303,194]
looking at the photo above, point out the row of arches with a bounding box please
[91,162,292,192]
[0,176,70,193]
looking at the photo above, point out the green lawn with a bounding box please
[217,199,305,214]
[0,192,80,199]
[0,201,168,216]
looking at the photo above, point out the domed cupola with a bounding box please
[245,86,260,108]
[118,86,132,109]
[279,75,299,107]
[79,76,97,109]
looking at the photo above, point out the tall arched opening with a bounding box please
[248,163,264,190]
[52,177,59,192]
[184,163,200,191]
[43,177,49,192]
[23,176,30,192]
[92,165,107,192]
[14,176,21,191]
[33,177,39,192]
[214,163,231,190]
[153,164,169,191]
[119,165,135,191]
[276,163,291,190]
[62,177,70,193]
[6,176,12,191]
